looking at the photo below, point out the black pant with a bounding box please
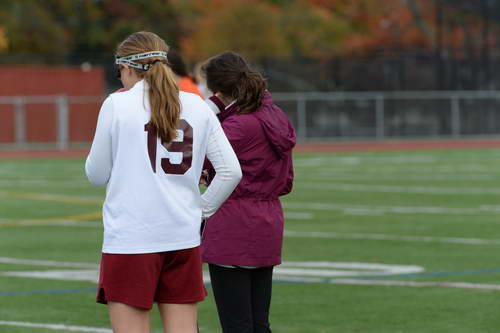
[208,264,274,333]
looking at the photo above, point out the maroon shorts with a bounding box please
[96,246,207,310]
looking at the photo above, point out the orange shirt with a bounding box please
[179,77,204,99]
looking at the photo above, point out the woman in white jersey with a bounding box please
[85,31,241,333]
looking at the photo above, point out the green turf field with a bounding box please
[1,148,500,332]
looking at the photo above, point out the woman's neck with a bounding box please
[216,93,235,107]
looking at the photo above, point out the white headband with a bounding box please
[115,51,168,71]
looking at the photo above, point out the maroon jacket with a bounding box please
[201,92,296,266]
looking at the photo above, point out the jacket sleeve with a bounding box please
[201,113,242,218]
[279,120,296,196]
[280,155,294,196]
[85,97,114,186]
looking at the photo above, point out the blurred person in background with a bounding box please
[201,51,296,333]
[85,32,241,333]
[167,48,205,98]
[193,61,211,98]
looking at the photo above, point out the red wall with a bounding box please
[0,104,14,143]
[0,66,104,144]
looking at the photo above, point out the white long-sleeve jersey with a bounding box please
[85,80,241,254]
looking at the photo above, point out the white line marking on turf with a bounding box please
[276,262,423,277]
[0,220,102,228]
[284,202,500,215]
[334,279,500,291]
[0,262,423,283]
[297,172,498,181]
[2,270,99,283]
[297,182,500,195]
[277,277,500,291]
[284,212,314,220]
[5,269,500,292]
[0,321,111,332]
[3,257,500,291]
[294,156,439,167]
[284,231,500,245]
[0,180,90,188]
[0,257,98,269]
[0,191,102,204]
[297,165,500,174]
[1,269,211,285]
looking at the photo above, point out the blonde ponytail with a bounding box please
[145,61,180,143]
[116,31,181,143]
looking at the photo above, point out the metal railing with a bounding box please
[273,91,500,141]
[2,91,500,150]
[0,95,101,150]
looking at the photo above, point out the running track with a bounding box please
[1,139,500,159]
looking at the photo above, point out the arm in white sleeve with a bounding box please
[201,127,242,218]
[85,97,114,186]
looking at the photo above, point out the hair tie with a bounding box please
[145,59,165,70]
[240,71,249,80]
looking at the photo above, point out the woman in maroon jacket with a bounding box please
[201,52,296,333]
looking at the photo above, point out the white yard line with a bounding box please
[285,230,500,245]
[0,220,101,228]
[2,270,99,283]
[0,180,90,188]
[297,172,497,181]
[277,262,423,276]
[283,201,500,215]
[0,261,423,282]
[297,165,500,174]
[3,257,500,292]
[294,156,441,167]
[0,257,98,269]
[284,212,314,220]
[0,321,111,332]
[0,191,102,204]
[277,277,500,291]
[340,279,500,291]
[297,182,500,195]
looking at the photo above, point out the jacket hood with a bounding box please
[254,92,296,158]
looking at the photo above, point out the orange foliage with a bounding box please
[177,0,289,62]
[0,27,7,52]
[337,0,433,56]
[176,0,494,60]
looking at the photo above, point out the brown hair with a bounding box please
[116,31,180,143]
[203,52,267,114]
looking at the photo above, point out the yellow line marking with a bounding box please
[0,191,102,204]
[64,211,102,220]
[0,211,102,227]
[0,190,102,227]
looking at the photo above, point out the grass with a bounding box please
[1,148,500,332]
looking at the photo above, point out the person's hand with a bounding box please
[200,219,206,238]
[199,170,209,186]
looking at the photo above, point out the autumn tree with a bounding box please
[0,27,7,53]
[280,0,352,59]
[0,0,180,62]
[0,0,73,59]
[177,0,290,62]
